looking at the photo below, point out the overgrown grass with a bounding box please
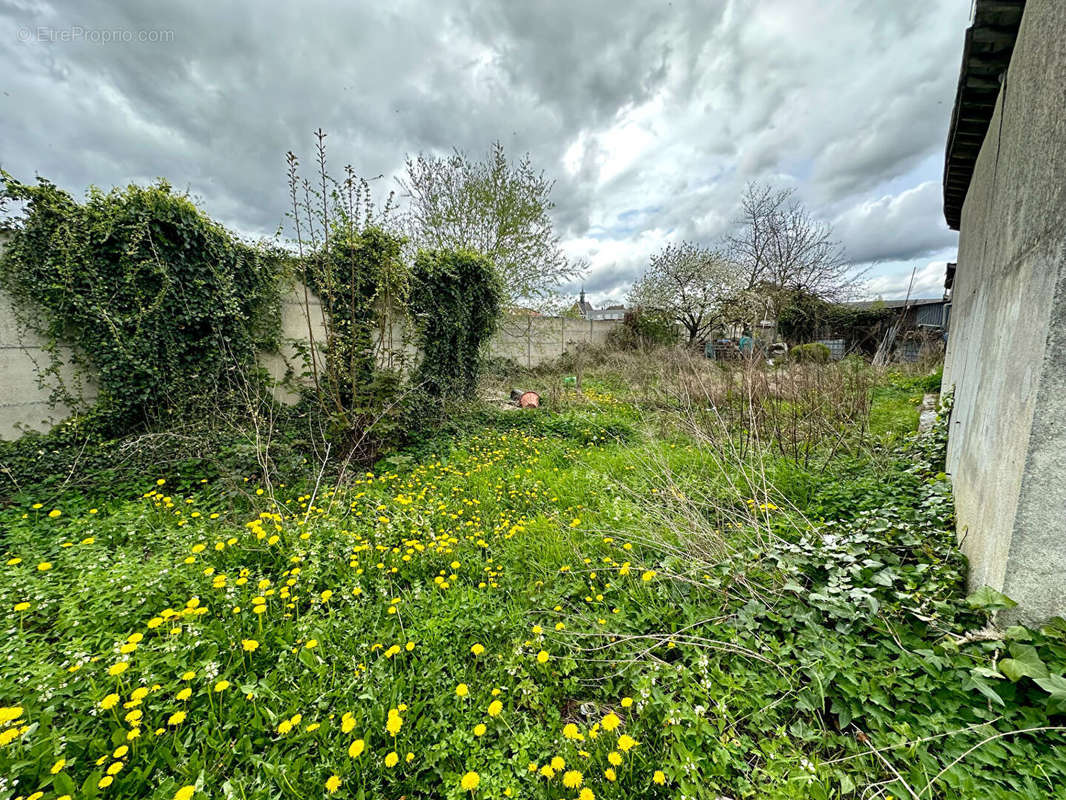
[2,361,1065,800]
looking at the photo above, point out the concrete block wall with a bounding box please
[489,315,618,369]
[943,0,1066,621]
[257,284,329,405]
[1,273,620,438]
[0,288,97,439]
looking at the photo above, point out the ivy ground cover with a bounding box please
[2,389,1066,800]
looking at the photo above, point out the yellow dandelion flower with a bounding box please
[461,771,480,791]
[562,770,583,788]
[325,775,341,794]
[563,722,583,741]
[653,770,666,785]
[384,750,399,767]
[348,738,365,758]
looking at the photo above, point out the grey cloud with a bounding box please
[1,0,967,303]
[833,181,959,264]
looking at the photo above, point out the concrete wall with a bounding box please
[943,0,1066,621]
[489,315,619,369]
[257,284,329,405]
[0,288,97,438]
[0,271,619,438]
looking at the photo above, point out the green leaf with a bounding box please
[963,672,1005,706]
[838,773,856,794]
[1004,625,1032,641]
[1033,673,1066,698]
[998,643,1049,682]
[966,586,1017,611]
[1040,617,1066,639]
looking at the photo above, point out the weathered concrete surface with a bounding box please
[0,288,98,438]
[490,316,618,369]
[1,269,620,438]
[943,0,1066,622]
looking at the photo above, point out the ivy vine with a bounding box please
[409,248,502,398]
[0,173,284,432]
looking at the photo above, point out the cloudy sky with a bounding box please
[1,0,968,305]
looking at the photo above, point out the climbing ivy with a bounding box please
[305,225,407,408]
[409,248,502,398]
[0,173,284,432]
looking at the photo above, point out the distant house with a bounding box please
[845,297,950,332]
[841,297,949,361]
[588,304,627,321]
[569,290,628,321]
[570,289,595,319]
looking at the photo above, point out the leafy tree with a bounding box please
[398,142,578,307]
[606,307,679,350]
[286,134,415,462]
[628,242,742,343]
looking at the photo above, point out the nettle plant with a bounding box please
[0,172,284,433]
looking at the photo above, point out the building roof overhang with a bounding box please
[943,1,1026,231]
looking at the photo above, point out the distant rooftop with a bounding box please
[846,297,945,310]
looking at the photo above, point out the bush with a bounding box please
[409,248,502,398]
[789,342,831,363]
[606,308,679,350]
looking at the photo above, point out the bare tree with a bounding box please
[628,242,743,344]
[728,182,857,300]
[398,141,580,308]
